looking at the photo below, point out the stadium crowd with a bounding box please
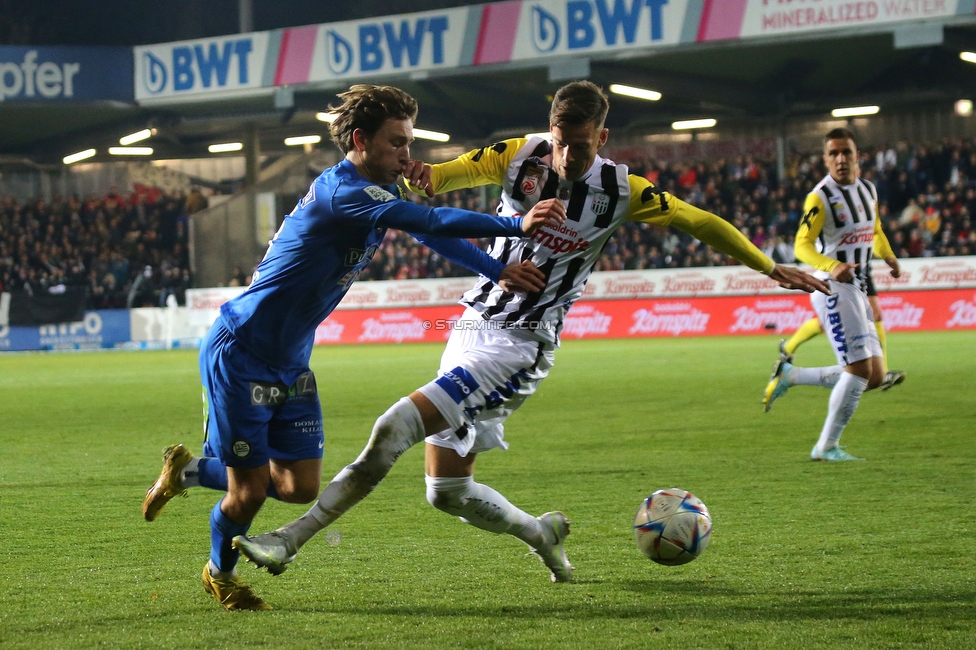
[0,187,199,309]
[1,138,973,309]
[373,137,976,280]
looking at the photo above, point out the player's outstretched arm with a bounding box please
[414,234,504,280]
[497,260,547,294]
[769,264,832,294]
[521,198,566,235]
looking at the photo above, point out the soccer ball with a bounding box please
[633,488,712,565]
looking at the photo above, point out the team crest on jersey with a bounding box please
[364,185,396,202]
[591,192,610,216]
[521,166,543,195]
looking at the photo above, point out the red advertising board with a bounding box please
[311,289,976,345]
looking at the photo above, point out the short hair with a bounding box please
[329,84,419,152]
[549,81,610,128]
[824,127,857,145]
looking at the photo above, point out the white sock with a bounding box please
[281,397,426,549]
[425,475,545,548]
[208,560,237,580]
[180,457,201,488]
[786,365,843,388]
[815,372,868,452]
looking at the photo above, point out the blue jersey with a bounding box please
[219,159,523,377]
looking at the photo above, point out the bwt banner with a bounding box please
[133,0,976,102]
[134,32,272,101]
[0,46,132,102]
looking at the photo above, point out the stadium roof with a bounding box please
[4,12,976,166]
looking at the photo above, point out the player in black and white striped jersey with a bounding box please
[234,82,829,583]
[764,127,902,461]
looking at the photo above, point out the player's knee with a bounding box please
[425,475,470,514]
[276,478,320,504]
[354,398,425,483]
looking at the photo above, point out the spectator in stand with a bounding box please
[0,188,194,310]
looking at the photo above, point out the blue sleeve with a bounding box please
[335,183,524,238]
[413,234,505,282]
[377,202,523,238]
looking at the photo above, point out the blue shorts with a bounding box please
[199,319,324,469]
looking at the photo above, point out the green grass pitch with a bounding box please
[1,331,974,649]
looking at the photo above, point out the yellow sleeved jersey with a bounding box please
[409,137,774,342]
[796,174,895,291]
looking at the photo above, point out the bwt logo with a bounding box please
[143,38,253,94]
[0,51,80,102]
[326,16,450,75]
[38,312,102,337]
[532,0,669,53]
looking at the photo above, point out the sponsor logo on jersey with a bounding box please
[299,184,316,209]
[435,366,481,404]
[837,225,874,246]
[363,185,396,202]
[824,295,848,354]
[532,228,589,254]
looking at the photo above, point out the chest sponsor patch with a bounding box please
[299,184,316,209]
[364,185,396,202]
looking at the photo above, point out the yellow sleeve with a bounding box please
[405,138,526,195]
[795,193,840,273]
[626,175,774,274]
[873,216,895,260]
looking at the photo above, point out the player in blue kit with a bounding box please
[141,84,565,611]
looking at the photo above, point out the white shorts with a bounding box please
[417,319,555,457]
[811,280,882,366]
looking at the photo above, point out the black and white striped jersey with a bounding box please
[796,174,894,291]
[418,136,775,344]
[456,137,631,342]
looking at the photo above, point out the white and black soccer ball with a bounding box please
[633,488,712,566]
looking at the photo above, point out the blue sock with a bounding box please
[198,458,228,491]
[199,458,280,500]
[209,501,250,573]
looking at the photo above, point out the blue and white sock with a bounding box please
[209,501,250,576]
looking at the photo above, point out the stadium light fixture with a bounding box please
[208,142,243,153]
[955,99,973,117]
[108,146,153,156]
[960,51,976,64]
[119,128,156,145]
[63,149,96,165]
[413,128,450,142]
[284,135,322,146]
[316,112,338,122]
[525,131,553,140]
[672,118,717,130]
[830,105,879,118]
[609,84,662,101]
